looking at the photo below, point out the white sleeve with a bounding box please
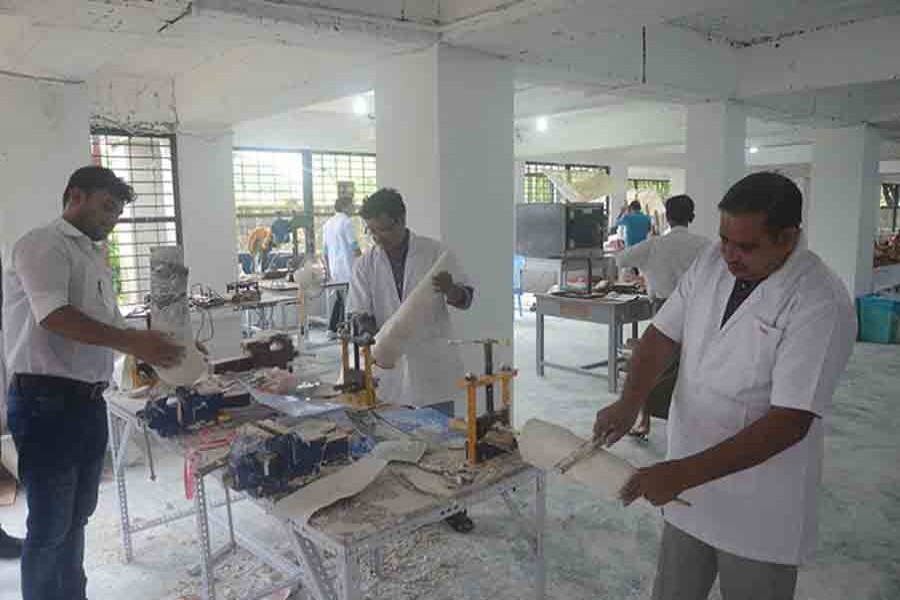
[615,238,652,269]
[652,246,707,343]
[342,218,359,250]
[769,289,856,417]
[13,232,71,323]
[347,256,374,316]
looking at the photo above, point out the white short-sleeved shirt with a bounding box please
[615,226,710,299]
[322,212,359,284]
[2,218,127,384]
[652,240,856,565]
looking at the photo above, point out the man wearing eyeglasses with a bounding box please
[348,187,476,533]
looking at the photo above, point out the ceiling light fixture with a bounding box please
[536,116,548,132]
[353,96,368,116]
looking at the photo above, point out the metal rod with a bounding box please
[484,342,495,414]
[466,377,478,466]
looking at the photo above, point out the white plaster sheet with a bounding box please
[519,418,635,500]
[372,251,449,369]
[272,440,427,524]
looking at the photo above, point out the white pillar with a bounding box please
[808,125,880,297]
[376,44,515,410]
[669,168,687,197]
[176,129,238,294]
[685,102,747,239]
[608,159,629,229]
[176,129,242,359]
[0,76,90,263]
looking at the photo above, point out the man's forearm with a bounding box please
[677,407,815,491]
[621,325,678,409]
[41,306,135,354]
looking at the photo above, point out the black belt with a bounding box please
[10,374,108,401]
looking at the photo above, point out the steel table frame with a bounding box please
[106,398,306,600]
[534,293,653,393]
[107,396,546,600]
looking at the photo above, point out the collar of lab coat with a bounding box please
[55,217,89,239]
[716,234,813,336]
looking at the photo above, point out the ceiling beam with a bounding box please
[738,15,900,98]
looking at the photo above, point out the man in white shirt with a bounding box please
[322,195,361,335]
[594,172,856,600]
[615,195,710,437]
[3,166,184,600]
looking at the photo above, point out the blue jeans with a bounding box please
[7,375,108,600]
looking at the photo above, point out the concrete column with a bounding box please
[376,43,515,408]
[0,75,90,262]
[176,129,243,359]
[685,101,747,239]
[607,158,629,229]
[176,129,239,295]
[808,125,880,297]
[669,168,687,197]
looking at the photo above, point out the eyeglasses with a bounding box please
[364,219,401,237]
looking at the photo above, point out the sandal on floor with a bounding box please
[445,511,475,534]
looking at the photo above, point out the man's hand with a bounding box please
[593,398,641,446]
[432,271,455,295]
[619,460,689,507]
[196,340,209,355]
[125,330,185,368]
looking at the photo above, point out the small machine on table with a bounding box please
[451,338,519,465]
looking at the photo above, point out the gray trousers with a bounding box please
[652,523,798,600]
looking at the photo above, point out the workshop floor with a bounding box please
[1,312,898,600]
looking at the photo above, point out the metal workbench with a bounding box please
[106,391,546,600]
[535,292,654,393]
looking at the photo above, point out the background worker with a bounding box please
[3,166,184,600]
[595,172,856,600]
[322,194,362,337]
[616,200,653,247]
[615,194,710,438]
[347,187,476,533]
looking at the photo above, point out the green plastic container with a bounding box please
[857,295,900,344]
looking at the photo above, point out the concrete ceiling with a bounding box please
[666,0,900,47]
[1,0,899,151]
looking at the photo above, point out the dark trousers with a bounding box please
[328,289,345,332]
[6,375,109,600]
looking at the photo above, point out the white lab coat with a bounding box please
[615,226,710,299]
[347,232,467,408]
[653,239,856,565]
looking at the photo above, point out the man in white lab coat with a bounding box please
[615,194,710,438]
[348,188,475,532]
[595,172,856,600]
[322,195,361,336]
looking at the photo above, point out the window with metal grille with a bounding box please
[90,131,181,308]
[880,183,899,233]
[522,162,609,203]
[232,149,305,257]
[628,178,671,200]
[311,152,376,252]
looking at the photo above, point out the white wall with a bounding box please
[176,130,239,294]
[0,76,90,262]
[233,110,375,153]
